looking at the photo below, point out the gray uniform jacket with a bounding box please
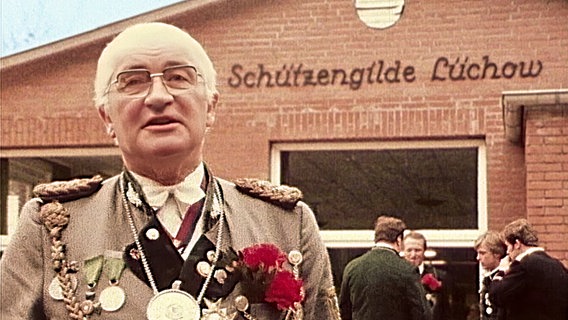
[0,173,340,320]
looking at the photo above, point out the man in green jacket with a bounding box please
[339,216,432,320]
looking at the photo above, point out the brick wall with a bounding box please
[525,105,568,265]
[2,0,567,261]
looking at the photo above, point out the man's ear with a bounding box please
[98,106,114,135]
[206,92,219,127]
[98,106,112,125]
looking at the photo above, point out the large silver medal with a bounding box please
[147,281,200,320]
[99,285,126,312]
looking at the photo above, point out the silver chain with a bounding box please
[119,173,225,304]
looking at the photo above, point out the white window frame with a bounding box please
[0,147,121,252]
[270,140,487,249]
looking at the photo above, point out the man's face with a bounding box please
[403,238,425,267]
[475,243,501,271]
[98,40,217,177]
[505,240,522,260]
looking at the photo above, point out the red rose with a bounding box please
[265,270,304,311]
[240,243,287,272]
[421,273,442,291]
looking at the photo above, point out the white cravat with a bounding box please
[129,163,206,235]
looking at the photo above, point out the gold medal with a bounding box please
[99,285,126,312]
[146,289,200,320]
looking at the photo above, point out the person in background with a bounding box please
[0,22,341,320]
[474,231,507,320]
[403,231,452,320]
[489,218,568,320]
[339,216,432,320]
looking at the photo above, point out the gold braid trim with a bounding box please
[234,178,303,210]
[40,201,86,319]
[34,175,103,203]
[324,287,342,320]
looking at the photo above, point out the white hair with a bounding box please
[93,22,218,109]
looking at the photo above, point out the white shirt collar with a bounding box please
[130,163,206,208]
[515,247,544,262]
[417,263,425,275]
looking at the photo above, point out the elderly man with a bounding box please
[489,219,568,320]
[0,23,340,320]
[339,216,432,320]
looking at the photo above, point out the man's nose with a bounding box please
[145,77,174,106]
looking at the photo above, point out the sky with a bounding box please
[1,0,181,57]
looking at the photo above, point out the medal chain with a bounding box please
[120,177,159,295]
[120,173,225,305]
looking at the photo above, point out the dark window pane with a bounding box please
[281,148,478,230]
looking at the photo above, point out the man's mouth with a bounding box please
[145,117,178,127]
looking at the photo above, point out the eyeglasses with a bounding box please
[106,65,204,98]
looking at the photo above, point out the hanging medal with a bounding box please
[146,280,201,320]
[99,253,127,312]
[82,255,105,315]
[121,175,226,320]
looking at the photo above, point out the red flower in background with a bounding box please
[421,273,442,291]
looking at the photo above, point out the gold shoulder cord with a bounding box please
[41,201,88,319]
[325,287,341,320]
[37,176,103,319]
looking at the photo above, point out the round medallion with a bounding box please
[147,289,201,320]
[206,250,217,262]
[80,300,95,315]
[99,285,126,312]
[146,228,160,240]
[214,269,228,284]
[234,295,249,312]
[288,250,303,265]
[196,261,212,278]
[486,306,493,314]
[48,277,64,300]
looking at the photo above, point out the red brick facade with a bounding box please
[1,0,567,264]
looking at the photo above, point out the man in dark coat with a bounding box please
[488,219,568,320]
[474,231,507,320]
[339,216,432,320]
[403,231,453,320]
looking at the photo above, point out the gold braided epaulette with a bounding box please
[33,175,104,203]
[234,178,303,210]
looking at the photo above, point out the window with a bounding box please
[271,140,487,319]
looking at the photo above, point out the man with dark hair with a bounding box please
[489,219,568,320]
[403,231,452,320]
[474,231,506,320]
[339,216,432,320]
